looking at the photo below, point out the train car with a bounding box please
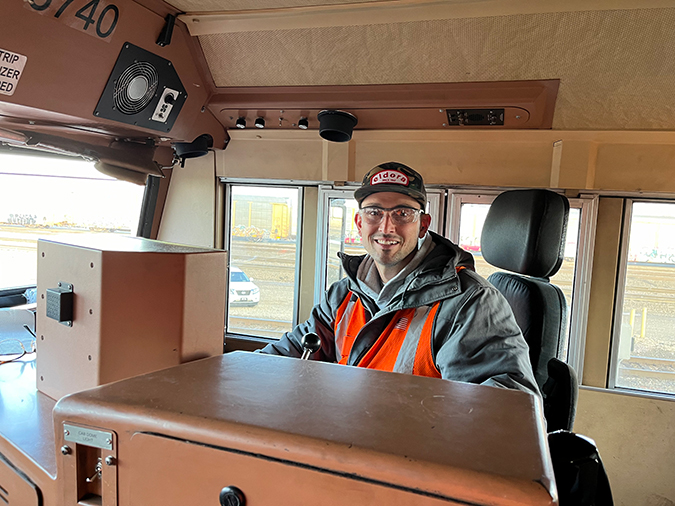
[1,1,674,505]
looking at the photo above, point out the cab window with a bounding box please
[224,184,303,340]
[611,200,675,396]
[0,150,145,292]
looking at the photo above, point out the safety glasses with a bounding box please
[359,206,424,225]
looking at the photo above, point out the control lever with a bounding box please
[300,332,321,360]
[85,457,103,483]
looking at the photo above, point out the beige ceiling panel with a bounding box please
[199,8,675,130]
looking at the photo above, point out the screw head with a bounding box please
[105,456,116,466]
[64,430,70,436]
[61,445,71,455]
[105,438,112,445]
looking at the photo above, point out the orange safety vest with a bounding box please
[333,292,442,378]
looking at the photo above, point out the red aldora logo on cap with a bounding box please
[371,170,409,186]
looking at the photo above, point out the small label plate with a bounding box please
[63,424,113,450]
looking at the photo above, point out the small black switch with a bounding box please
[46,282,74,325]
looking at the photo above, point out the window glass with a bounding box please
[0,153,145,290]
[456,201,582,360]
[226,185,301,339]
[325,197,365,288]
[614,201,675,395]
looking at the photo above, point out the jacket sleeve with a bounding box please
[258,281,349,362]
[433,283,541,397]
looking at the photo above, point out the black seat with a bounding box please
[480,190,615,505]
[480,189,577,431]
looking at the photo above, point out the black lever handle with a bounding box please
[300,332,321,360]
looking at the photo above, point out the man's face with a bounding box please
[355,192,431,277]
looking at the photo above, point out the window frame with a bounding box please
[222,181,305,344]
[608,198,675,398]
[446,190,598,382]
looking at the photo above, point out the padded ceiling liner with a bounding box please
[181,5,675,130]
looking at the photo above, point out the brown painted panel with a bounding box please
[0,0,225,149]
[0,453,41,506]
[128,432,459,506]
[36,235,226,399]
[583,198,624,387]
[0,356,57,503]
[209,80,559,132]
[594,144,675,192]
[53,352,556,506]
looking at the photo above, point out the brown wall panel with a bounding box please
[1,0,224,147]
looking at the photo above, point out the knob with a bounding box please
[298,117,309,129]
[235,117,246,129]
[220,486,245,506]
[254,117,265,129]
[300,332,321,360]
[164,93,175,105]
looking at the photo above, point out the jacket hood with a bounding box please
[338,232,476,310]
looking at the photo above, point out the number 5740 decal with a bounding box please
[26,0,120,41]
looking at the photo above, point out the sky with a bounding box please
[0,154,145,228]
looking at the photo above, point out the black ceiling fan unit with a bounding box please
[95,42,186,133]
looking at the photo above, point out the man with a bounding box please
[262,162,539,395]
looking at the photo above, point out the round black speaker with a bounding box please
[317,110,358,142]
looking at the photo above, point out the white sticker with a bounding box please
[0,48,27,97]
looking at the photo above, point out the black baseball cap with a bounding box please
[354,162,427,209]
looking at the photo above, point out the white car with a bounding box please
[229,267,260,307]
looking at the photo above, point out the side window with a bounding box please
[224,185,302,340]
[315,188,445,301]
[610,200,675,396]
[0,152,145,291]
[446,192,596,372]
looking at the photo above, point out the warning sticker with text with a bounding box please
[0,48,27,96]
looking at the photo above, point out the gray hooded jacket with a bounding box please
[261,232,540,395]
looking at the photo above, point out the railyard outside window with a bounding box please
[610,200,675,396]
[0,151,145,359]
[0,151,145,291]
[446,192,597,380]
[224,185,302,340]
[315,187,445,301]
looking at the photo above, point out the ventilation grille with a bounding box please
[113,62,159,115]
[95,43,186,132]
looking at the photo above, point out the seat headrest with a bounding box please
[481,189,570,278]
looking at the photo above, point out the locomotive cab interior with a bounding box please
[2,1,675,505]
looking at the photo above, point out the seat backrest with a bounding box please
[486,271,568,389]
[481,189,577,430]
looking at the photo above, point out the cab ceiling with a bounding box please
[163,0,675,131]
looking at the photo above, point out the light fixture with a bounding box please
[254,117,265,129]
[235,117,246,129]
[298,117,309,130]
[317,110,357,142]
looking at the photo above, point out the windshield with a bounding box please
[230,271,250,283]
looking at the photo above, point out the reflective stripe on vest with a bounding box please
[333,291,442,378]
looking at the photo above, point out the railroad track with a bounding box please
[228,316,291,338]
[619,356,675,381]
